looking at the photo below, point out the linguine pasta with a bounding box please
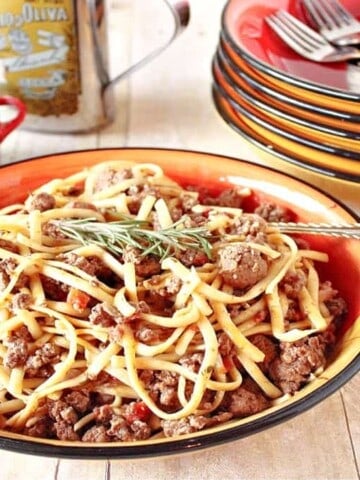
[0,161,346,442]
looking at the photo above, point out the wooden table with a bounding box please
[1,1,359,479]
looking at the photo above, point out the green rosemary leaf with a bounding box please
[52,216,213,261]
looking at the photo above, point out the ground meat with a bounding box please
[26,417,51,438]
[82,425,110,442]
[127,184,161,215]
[325,296,347,319]
[11,292,33,310]
[284,299,303,323]
[107,416,151,441]
[89,302,122,327]
[91,402,152,442]
[254,202,292,222]
[140,290,174,316]
[222,378,270,417]
[85,256,117,284]
[94,167,133,192]
[42,221,67,240]
[0,261,12,290]
[40,275,69,301]
[217,332,236,357]
[64,390,91,413]
[268,333,331,394]
[94,404,114,424]
[139,370,180,410]
[204,187,248,208]
[0,258,29,291]
[217,244,269,290]
[65,182,84,196]
[280,270,307,299]
[179,352,204,373]
[25,192,56,212]
[230,214,268,243]
[182,213,208,228]
[61,253,115,284]
[146,274,182,298]
[10,325,33,342]
[122,246,161,278]
[0,238,20,254]
[65,201,98,211]
[162,412,233,437]
[25,343,61,377]
[249,334,278,373]
[47,400,79,441]
[61,252,98,276]
[319,281,348,319]
[159,276,182,297]
[4,337,28,368]
[134,322,170,343]
[53,420,79,441]
[175,248,209,268]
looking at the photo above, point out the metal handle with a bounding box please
[89,0,190,91]
[268,222,360,239]
[0,96,26,143]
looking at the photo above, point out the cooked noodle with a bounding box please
[0,161,346,442]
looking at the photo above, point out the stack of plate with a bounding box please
[212,0,360,208]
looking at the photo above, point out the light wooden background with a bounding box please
[0,1,359,479]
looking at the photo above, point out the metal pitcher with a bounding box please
[0,0,190,133]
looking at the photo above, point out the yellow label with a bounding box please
[0,0,80,116]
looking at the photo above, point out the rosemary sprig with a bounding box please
[52,216,213,260]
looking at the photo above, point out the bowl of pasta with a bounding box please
[0,148,358,459]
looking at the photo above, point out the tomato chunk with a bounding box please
[125,401,152,423]
[67,288,91,312]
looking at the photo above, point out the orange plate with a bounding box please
[212,86,360,208]
[213,55,360,159]
[212,77,360,178]
[221,34,360,116]
[216,41,360,136]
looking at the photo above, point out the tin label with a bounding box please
[0,0,80,116]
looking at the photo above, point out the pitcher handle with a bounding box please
[89,0,190,91]
[0,96,26,143]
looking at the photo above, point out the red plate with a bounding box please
[222,0,360,96]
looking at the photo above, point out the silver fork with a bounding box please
[302,0,360,46]
[265,9,360,62]
[268,221,360,239]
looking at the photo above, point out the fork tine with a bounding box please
[302,0,360,46]
[327,0,354,23]
[265,9,360,62]
[265,11,325,58]
[265,15,307,55]
[266,14,312,55]
[304,0,355,27]
[316,0,350,28]
[276,10,328,46]
[303,0,329,29]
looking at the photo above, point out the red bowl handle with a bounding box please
[0,96,26,142]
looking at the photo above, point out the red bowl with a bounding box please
[0,148,358,459]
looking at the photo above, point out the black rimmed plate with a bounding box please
[217,38,360,131]
[212,82,360,183]
[212,77,360,179]
[222,0,360,100]
[214,49,360,146]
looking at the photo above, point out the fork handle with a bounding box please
[267,222,360,239]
